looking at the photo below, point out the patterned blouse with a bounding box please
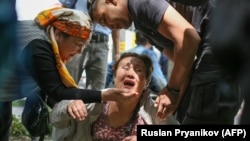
[91,102,146,141]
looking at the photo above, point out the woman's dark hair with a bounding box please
[60,31,70,38]
[54,27,70,38]
[113,52,154,81]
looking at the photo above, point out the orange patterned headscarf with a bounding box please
[34,7,93,88]
[35,7,92,40]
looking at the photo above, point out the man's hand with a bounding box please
[154,87,179,119]
[67,100,87,121]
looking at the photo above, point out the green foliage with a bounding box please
[10,115,29,137]
[12,99,25,107]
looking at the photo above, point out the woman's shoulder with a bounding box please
[28,39,51,47]
[25,39,52,53]
[19,39,53,62]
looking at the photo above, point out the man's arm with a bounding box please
[158,5,199,90]
[155,4,200,119]
[111,29,120,61]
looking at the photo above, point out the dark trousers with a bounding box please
[239,66,250,124]
[0,101,12,141]
[177,52,243,124]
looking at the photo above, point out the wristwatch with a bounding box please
[166,85,180,96]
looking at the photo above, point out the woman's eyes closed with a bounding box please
[122,66,142,72]
[75,42,84,48]
[135,68,142,72]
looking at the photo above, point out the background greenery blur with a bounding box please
[11,100,30,140]
[11,100,52,141]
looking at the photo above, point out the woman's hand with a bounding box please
[101,88,138,103]
[67,100,87,121]
[154,87,179,120]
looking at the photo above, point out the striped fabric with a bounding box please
[0,20,46,101]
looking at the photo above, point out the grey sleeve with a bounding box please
[129,0,169,30]
[50,100,73,128]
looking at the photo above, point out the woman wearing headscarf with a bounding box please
[0,7,136,141]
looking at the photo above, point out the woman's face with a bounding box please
[56,31,87,62]
[114,56,147,95]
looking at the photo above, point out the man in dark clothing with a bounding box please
[211,0,249,124]
[89,0,242,124]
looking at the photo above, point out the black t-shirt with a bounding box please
[20,39,101,103]
[128,0,173,50]
[128,0,213,54]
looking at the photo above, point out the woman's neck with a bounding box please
[108,100,139,127]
